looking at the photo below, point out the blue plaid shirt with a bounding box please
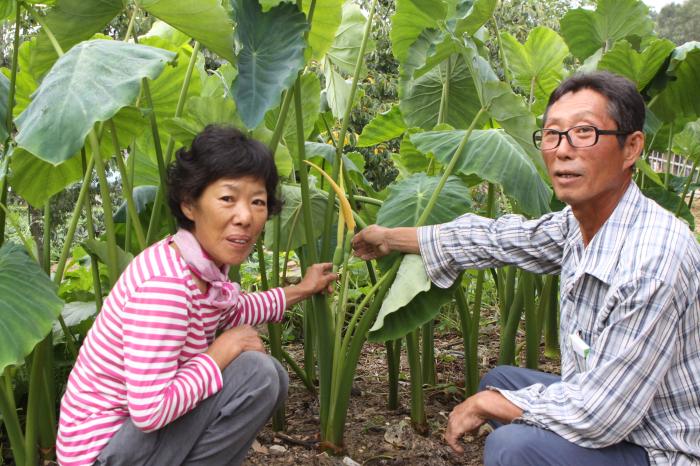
[418,182,700,465]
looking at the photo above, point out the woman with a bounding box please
[56,126,337,465]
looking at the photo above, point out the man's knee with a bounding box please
[479,366,514,392]
[484,424,544,466]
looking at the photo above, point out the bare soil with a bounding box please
[244,322,561,466]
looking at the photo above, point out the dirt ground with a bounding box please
[244,323,561,466]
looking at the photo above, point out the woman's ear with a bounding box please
[181,200,196,222]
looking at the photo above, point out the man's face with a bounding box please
[542,89,640,216]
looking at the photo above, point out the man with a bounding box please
[351,71,700,466]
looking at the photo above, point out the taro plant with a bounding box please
[0,0,699,463]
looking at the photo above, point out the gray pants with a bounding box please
[481,366,649,466]
[95,351,288,466]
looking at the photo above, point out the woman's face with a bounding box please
[181,176,269,266]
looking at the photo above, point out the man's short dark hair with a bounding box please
[544,71,645,147]
[166,125,281,231]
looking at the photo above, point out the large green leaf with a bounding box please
[232,0,308,129]
[114,185,158,222]
[392,128,434,176]
[411,129,552,217]
[0,72,9,142]
[357,105,407,147]
[265,72,320,159]
[376,173,471,228]
[391,0,447,65]
[140,0,235,64]
[597,39,675,90]
[303,0,343,60]
[3,42,38,119]
[560,0,654,61]
[251,126,294,178]
[368,255,459,342]
[29,0,125,78]
[138,40,203,120]
[500,27,568,114]
[324,65,353,119]
[673,119,700,163]
[83,239,134,278]
[369,254,429,334]
[264,184,327,251]
[399,53,483,130]
[260,0,295,11]
[0,242,64,372]
[461,41,547,176]
[15,40,175,165]
[642,186,695,229]
[326,2,375,75]
[650,42,700,122]
[452,0,497,36]
[8,148,83,208]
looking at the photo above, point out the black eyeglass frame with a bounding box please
[532,125,632,150]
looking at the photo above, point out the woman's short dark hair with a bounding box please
[544,71,645,147]
[166,125,281,231]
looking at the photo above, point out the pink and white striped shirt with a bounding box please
[56,237,285,466]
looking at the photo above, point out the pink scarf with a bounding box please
[172,229,241,310]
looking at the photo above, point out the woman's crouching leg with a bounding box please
[183,351,289,466]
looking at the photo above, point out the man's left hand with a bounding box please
[445,395,487,454]
[445,390,523,454]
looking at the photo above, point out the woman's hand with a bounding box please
[205,325,264,370]
[284,262,338,307]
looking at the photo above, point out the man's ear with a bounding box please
[181,200,196,222]
[623,130,645,170]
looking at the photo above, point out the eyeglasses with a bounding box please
[532,125,631,150]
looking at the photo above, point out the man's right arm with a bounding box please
[351,225,420,259]
[353,212,568,289]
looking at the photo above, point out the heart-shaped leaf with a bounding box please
[376,172,472,228]
[8,148,83,208]
[140,0,236,64]
[597,38,675,90]
[325,65,353,119]
[453,0,497,37]
[368,257,459,342]
[650,42,700,122]
[391,0,447,65]
[399,53,483,130]
[303,0,343,60]
[326,1,375,75]
[29,0,125,78]
[232,0,308,129]
[15,40,175,165]
[560,0,654,61]
[461,41,547,176]
[500,27,568,114]
[358,105,407,147]
[411,129,552,217]
[0,242,64,372]
[369,254,430,334]
[673,119,700,163]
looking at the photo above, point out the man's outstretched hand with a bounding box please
[351,225,392,260]
[351,225,420,260]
